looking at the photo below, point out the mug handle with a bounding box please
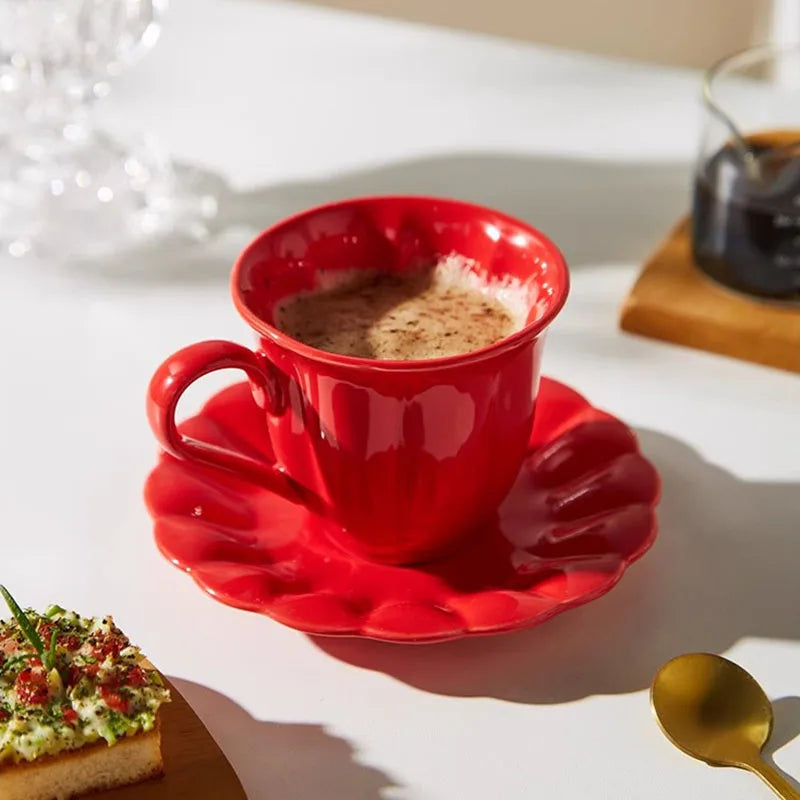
[147,340,323,512]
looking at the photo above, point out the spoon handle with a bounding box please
[748,758,800,800]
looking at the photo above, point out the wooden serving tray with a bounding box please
[100,674,246,800]
[620,217,800,373]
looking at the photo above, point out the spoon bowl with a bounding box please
[652,653,799,799]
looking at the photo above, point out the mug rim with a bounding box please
[231,195,570,370]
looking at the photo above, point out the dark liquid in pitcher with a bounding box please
[693,131,800,299]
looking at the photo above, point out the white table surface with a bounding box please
[3,1,800,798]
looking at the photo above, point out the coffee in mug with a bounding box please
[274,258,526,361]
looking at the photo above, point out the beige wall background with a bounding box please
[295,0,780,68]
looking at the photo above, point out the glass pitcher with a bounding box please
[693,44,800,300]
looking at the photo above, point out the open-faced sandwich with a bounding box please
[0,586,170,800]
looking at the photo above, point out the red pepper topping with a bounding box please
[15,668,49,706]
[38,622,54,646]
[59,634,81,651]
[92,633,128,661]
[99,685,130,714]
[127,665,147,688]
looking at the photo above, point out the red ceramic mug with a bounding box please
[147,197,569,564]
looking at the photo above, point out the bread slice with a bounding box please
[0,597,171,800]
[0,721,163,800]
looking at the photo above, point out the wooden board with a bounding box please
[99,674,246,800]
[620,217,800,373]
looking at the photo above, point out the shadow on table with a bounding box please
[308,429,800,712]
[77,151,689,282]
[170,678,398,800]
[765,697,800,792]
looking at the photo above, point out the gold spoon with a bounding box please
[652,653,799,799]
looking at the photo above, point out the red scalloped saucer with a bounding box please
[145,378,660,643]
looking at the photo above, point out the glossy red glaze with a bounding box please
[145,379,661,643]
[147,197,569,564]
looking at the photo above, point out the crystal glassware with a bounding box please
[0,0,211,262]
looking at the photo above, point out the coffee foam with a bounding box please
[430,254,533,331]
[308,253,532,331]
